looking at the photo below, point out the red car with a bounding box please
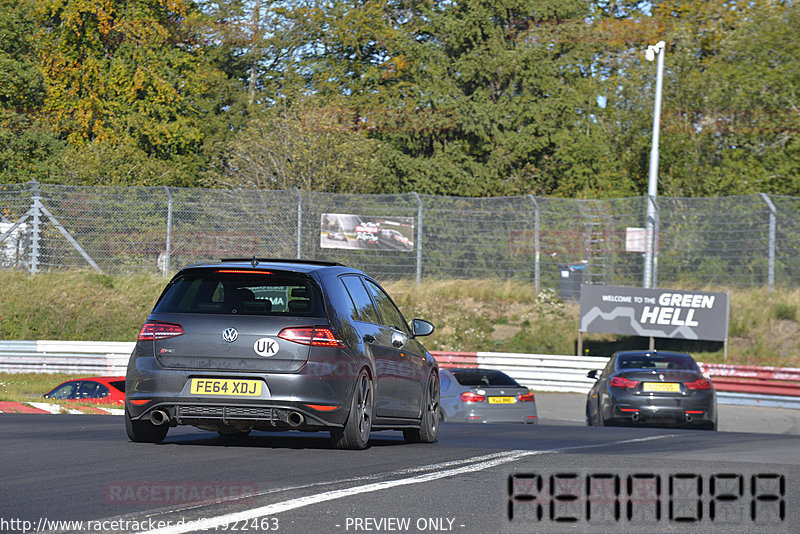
[44,376,126,405]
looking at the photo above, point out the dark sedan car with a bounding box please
[585,350,717,430]
[125,258,439,449]
[439,368,537,424]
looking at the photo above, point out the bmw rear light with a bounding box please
[685,379,712,390]
[460,391,486,402]
[517,391,536,402]
[138,321,184,341]
[278,326,344,348]
[610,376,639,389]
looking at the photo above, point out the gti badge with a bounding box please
[222,327,239,343]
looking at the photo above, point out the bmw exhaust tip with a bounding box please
[685,413,693,423]
[287,411,305,428]
[150,410,170,426]
[631,413,640,422]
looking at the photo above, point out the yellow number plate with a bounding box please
[190,378,262,397]
[488,396,516,404]
[643,382,680,393]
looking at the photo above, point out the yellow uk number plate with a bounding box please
[488,396,516,404]
[643,382,680,393]
[190,378,262,397]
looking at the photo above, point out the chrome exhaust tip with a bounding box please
[150,410,170,426]
[631,413,640,422]
[287,411,304,428]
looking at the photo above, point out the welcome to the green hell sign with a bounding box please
[579,286,730,342]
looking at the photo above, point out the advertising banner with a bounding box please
[579,285,729,342]
[320,214,415,252]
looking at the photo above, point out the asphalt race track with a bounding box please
[2,394,799,534]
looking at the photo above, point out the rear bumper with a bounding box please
[126,353,358,428]
[133,401,342,430]
[444,402,538,424]
[606,394,716,426]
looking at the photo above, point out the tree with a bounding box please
[371,0,631,197]
[34,0,237,186]
[0,0,64,183]
[595,0,800,197]
[216,98,382,193]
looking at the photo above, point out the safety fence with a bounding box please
[2,341,800,408]
[4,182,800,291]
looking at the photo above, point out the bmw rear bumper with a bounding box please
[606,391,716,427]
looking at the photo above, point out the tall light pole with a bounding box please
[644,41,665,289]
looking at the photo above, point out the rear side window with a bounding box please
[364,279,408,333]
[110,380,125,392]
[340,275,380,324]
[154,270,324,317]
[451,370,520,387]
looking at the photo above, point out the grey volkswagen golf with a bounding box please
[125,259,439,449]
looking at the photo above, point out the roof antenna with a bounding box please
[251,256,259,267]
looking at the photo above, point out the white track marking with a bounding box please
[27,402,63,414]
[23,402,120,415]
[138,434,678,534]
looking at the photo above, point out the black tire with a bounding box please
[330,369,373,450]
[125,407,169,443]
[700,420,717,431]
[596,402,606,426]
[404,372,440,444]
[586,402,593,426]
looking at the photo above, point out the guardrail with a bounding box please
[0,340,133,375]
[699,363,800,397]
[432,351,609,393]
[2,342,800,408]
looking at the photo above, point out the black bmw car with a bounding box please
[125,259,439,449]
[585,350,717,430]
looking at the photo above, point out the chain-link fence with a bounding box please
[1,182,798,292]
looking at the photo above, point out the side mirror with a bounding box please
[412,318,435,337]
[587,369,599,380]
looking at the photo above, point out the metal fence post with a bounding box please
[528,194,540,294]
[413,192,423,285]
[295,188,302,259]
[29,181,40,275]
[761,193,776,290]
[163,186,173,278]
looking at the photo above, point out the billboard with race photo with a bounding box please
[320,214,415,252]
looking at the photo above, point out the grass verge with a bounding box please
[1,270,799,367]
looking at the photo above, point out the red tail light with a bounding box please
[138,321,184,341]
[517,391,536,402]
[685,379,712,390]
[460,391,486,403]
[610,376,639,389]
[278,326,344,347]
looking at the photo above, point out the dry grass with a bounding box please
[1,271,800,367]
[0,270,164,341]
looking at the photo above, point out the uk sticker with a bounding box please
[254,338,279,357]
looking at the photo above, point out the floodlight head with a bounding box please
[645,41,666,61]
